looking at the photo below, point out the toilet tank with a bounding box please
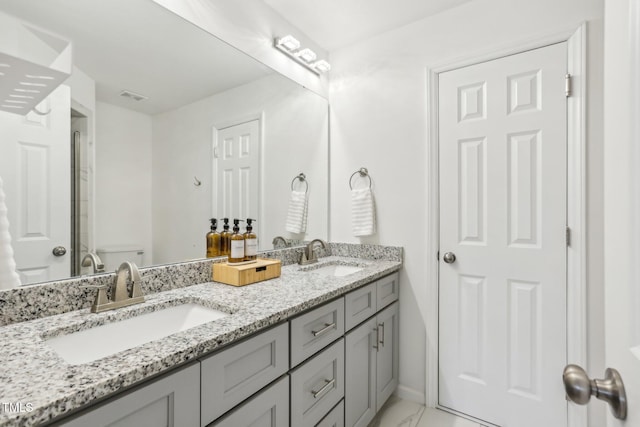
[96,245,144,272]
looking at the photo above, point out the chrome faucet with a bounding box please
[272,236,288,248]
[82,262,145,313]
[299,239,327,265]
[81,252,105,274]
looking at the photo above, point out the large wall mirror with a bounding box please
[0,0,329,287]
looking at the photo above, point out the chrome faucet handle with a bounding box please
[80,283,109,311]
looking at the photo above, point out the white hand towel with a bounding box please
[285,190,308,234]
[351,187,376,237]
[0,176,20,289]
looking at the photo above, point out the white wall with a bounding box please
[328,0,604,420]
[95,102,153,266]
[151,74,328,264]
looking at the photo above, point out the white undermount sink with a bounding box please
[45,303,228,365]
[310,264,363,277]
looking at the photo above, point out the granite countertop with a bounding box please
[0,255,401,426]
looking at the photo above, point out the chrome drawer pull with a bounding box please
[312,322,336,337]
[312,378,335,399]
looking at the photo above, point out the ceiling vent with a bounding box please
[119,90,147,101]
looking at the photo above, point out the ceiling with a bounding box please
[263,0,472,51]
[0,0,273,115]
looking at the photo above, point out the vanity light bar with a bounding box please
[274,35,331,75]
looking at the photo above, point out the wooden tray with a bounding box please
[212,258,281,286]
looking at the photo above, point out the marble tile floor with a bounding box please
[369,396,486,427]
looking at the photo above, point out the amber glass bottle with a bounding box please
[243,218,257,261]
[206,218,221,258]
[220,218,231,256]
[228,219,245,263]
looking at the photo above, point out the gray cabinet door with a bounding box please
[58,363,200,427]
[210,375,289,427]
[375,301,399,411]
[344,282,376,332]
[376,272,399,310]
[344,317,377,427]
[200,322,289,426]
[291,338,345,427]
[290,297,345,367]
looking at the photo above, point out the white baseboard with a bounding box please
[394,384,425,405]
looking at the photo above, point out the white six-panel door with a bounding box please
[214,120,260,222]
[0,86,70,285]
[438,43,568,427]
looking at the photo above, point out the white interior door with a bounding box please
[438,43,568,426]
[214,120,260,222]
[0,85,71,284]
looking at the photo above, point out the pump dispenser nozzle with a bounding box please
[210,218,217,230]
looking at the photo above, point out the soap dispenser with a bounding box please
[220,218,231,256]
[228,219,245,264]
[206,218,221,258]
[243,218,257,261]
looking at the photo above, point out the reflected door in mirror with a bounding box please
[214,120,260,225]
[0,86,70,285]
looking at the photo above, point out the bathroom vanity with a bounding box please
[0,245,401,427]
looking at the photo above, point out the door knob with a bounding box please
[443,252,456,264]
[562,364,627,420]
[52,246,67,257]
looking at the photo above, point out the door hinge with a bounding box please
[436,251,440,261]
[565,74,572,97]
[566,226,571,247]
[213,146,219,158]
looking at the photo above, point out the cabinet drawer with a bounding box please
[59,363,200,427]
[291,338,345,427]
[200,323,289,426]
[344,282,376,331]
[290,297,344,367]
[209,375,289,427]
[317,400,345,427]
[376,272,399,310]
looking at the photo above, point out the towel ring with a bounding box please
[349,167,372,190]
[291,173,309,193]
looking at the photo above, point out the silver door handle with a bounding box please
[443,252,456,264]
[311,378,335,399]
[311,322,336,337]
[563,364,627,420]
[52,246,67,257]
[378,322,385,347]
